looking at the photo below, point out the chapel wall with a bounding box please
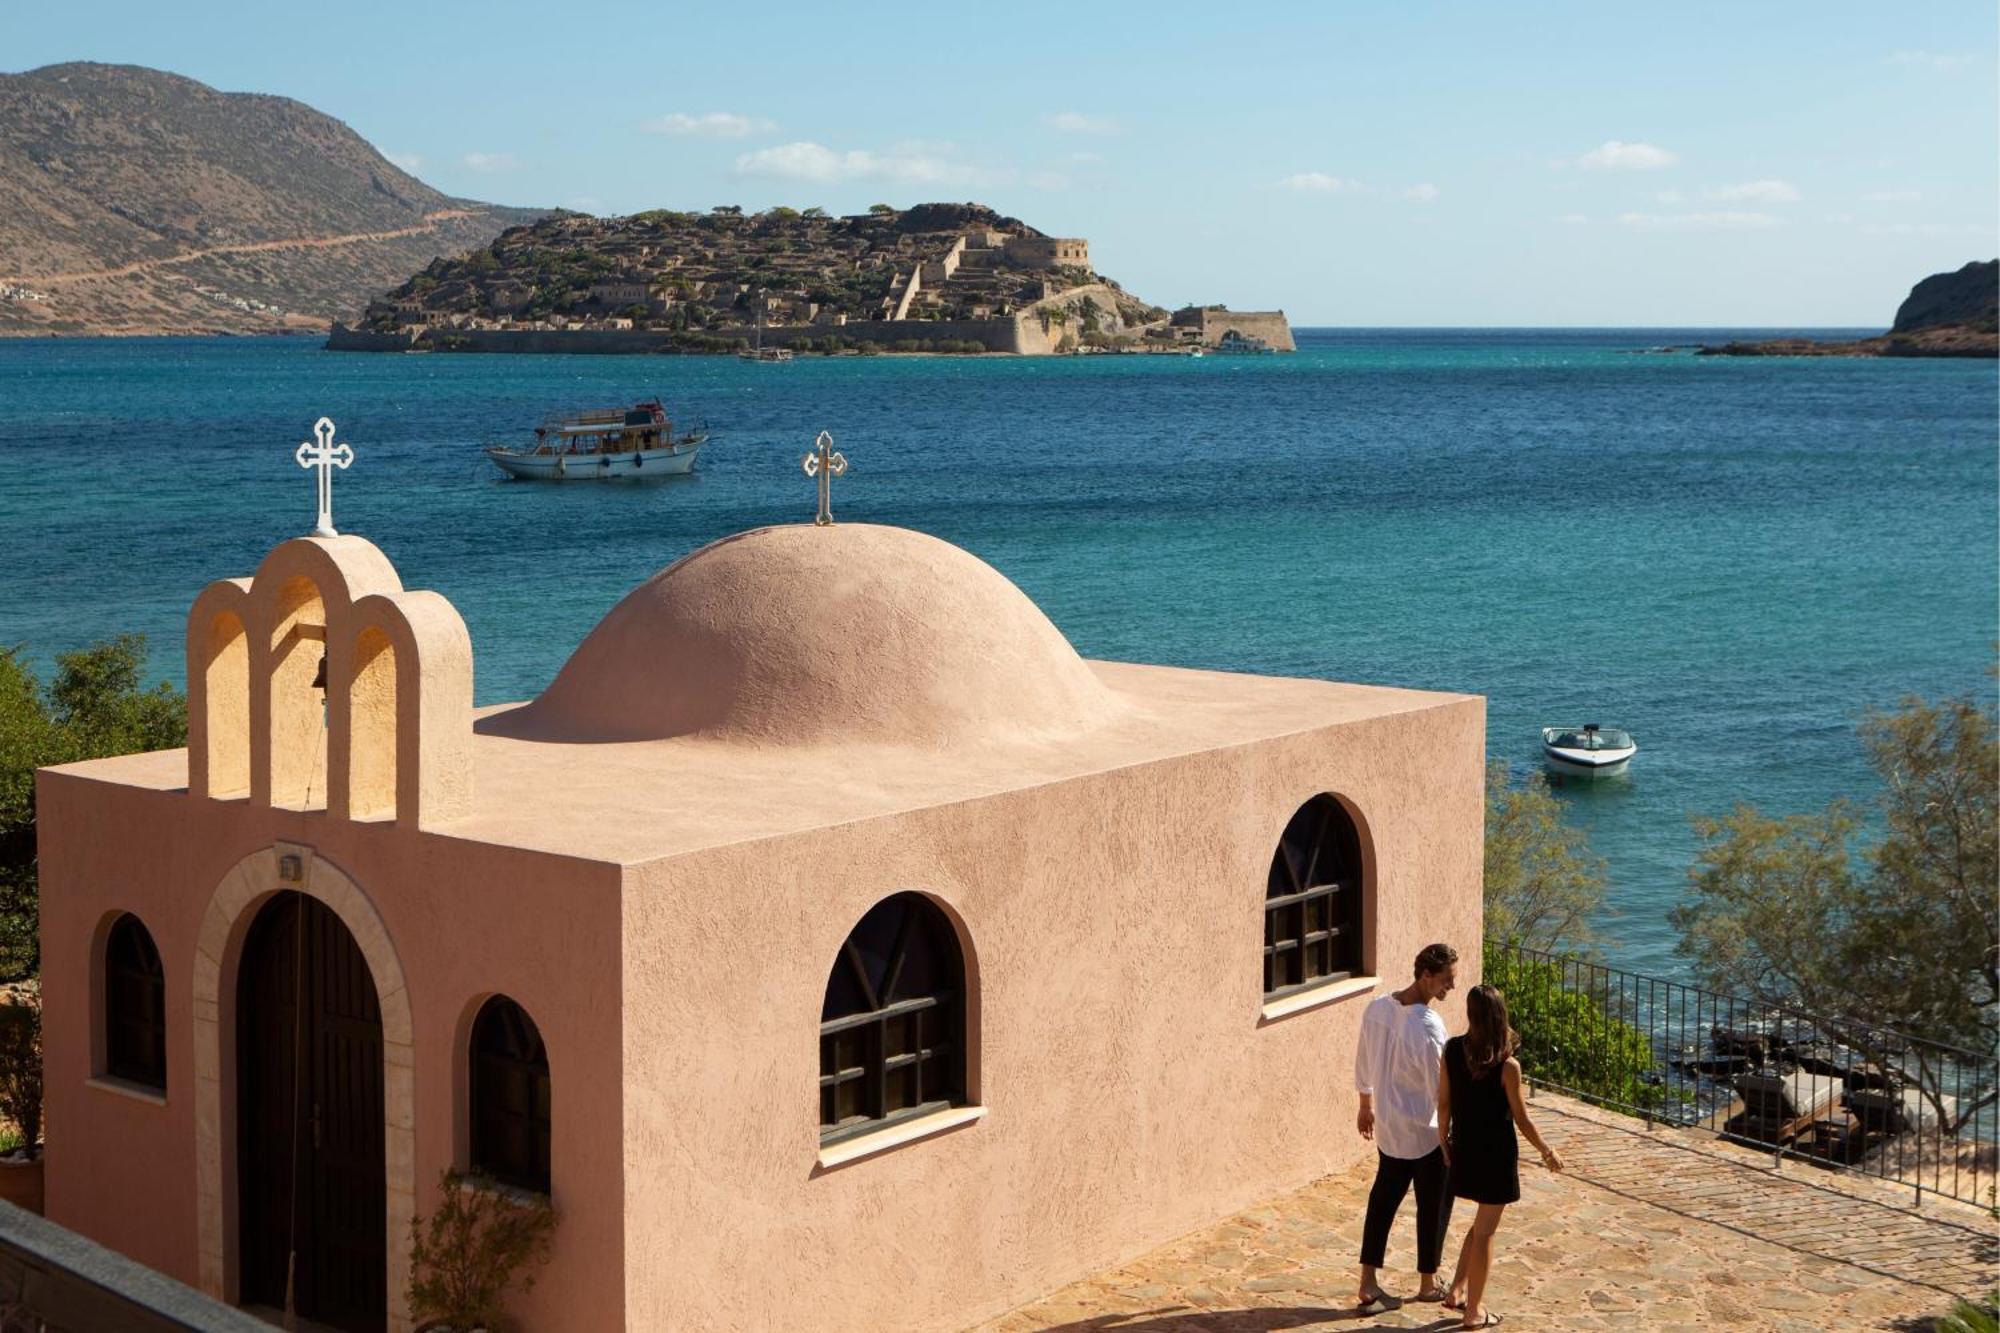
[34,775,629,1333]
[614,691,1485,1332]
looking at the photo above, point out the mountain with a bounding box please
[0,63,542,335]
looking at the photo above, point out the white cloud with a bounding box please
[1616,210,1782,230]
[1887,50,1978,71]
[1043,111,1119,134]
[1403,183,1439,202]
[462,152,521,173]
[1654,188,1685,204]
[732,141,1005,187]
[1576,140,1679,171]
[1861,189,1921,203]
[1706,179,1800,203]
[1824,212,1855,224]
[642,111,777,139]
[1557,213,1591,225]
[385,151,422,174]
[1280,172,1367,193]
[1859,221,1995,237]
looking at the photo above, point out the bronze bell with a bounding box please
[311,654,328,691]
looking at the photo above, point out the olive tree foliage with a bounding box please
[1672,694,1997,1129]
[1482,759,1608,954]
[0,638,184,980]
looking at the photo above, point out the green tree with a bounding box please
[867,203,895,216]
[1483,760,1607,954]
[0,638,183,979]
[801,206,828,220]
[1672,694,1997,1129]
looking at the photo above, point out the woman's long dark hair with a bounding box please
[1463,983,1519,1078]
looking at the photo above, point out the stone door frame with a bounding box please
[192,842,416,1333]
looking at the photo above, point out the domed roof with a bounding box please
[512,524,1120,747]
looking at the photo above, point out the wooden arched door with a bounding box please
[237,891,387,1332]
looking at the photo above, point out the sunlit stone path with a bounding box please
[973,1093,1997,1332]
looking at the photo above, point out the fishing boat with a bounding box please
[1541,724,1638,778]
[485,400,707,482]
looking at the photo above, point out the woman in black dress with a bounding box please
[1436,984,1564,1329]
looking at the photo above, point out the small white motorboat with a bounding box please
[1541,724,1637,778]
[486,399,707,482]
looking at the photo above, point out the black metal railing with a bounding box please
[1487,943,1999,1209]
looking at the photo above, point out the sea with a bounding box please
[0,329,1992,978]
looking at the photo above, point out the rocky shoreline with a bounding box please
[1698,326,1996,358]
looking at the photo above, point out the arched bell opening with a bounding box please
[201,610,250,798]
[346,626,398,820]
[267,576,329,809]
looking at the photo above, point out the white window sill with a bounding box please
[1260,974,1380,1024]
[455,1174,551,1208]
[816,1105,986,1171]
[86,1076,167,1107]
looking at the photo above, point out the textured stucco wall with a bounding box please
[618,693,1484,1332]
[35,772,627,1332]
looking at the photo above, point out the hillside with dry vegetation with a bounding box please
[0,63,541,335]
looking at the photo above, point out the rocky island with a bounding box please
[1699,260,1997,358]
[328,202,1295,356]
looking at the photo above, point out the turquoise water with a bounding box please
[1,331,1993,976]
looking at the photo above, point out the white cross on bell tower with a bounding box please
[296,417,355,538]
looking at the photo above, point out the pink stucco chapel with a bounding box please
[36,505,1484,1331]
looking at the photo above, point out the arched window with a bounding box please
[1264,795,1364,999]
[105,914,167,1089]
[470,997,550,1193]
[820,893,965,1143]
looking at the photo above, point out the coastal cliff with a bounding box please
[0,63,540,335]
[329,203,1291,355]
[1700,260,1997,358]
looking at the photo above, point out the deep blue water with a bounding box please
[0,330,1993,976]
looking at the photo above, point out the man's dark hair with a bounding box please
[1414,942,1459,978]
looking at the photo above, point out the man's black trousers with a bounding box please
[1358,1147,1453,1273]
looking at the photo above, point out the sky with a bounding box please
[4,1,1996,325]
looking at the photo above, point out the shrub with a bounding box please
[1484,944,1667,1112]
[0,992,40,1156]
[408,1170,556,1332]
[1939,1295,1999,1333]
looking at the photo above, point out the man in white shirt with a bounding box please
[1352,941,1458,1312]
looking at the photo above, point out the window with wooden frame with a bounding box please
[820,893,966,1145]
[1264,795,1364,999]
[104,913,167,1089]
[469,996,551,1193]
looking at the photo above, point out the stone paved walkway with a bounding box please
[973,1093,1998,1332]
